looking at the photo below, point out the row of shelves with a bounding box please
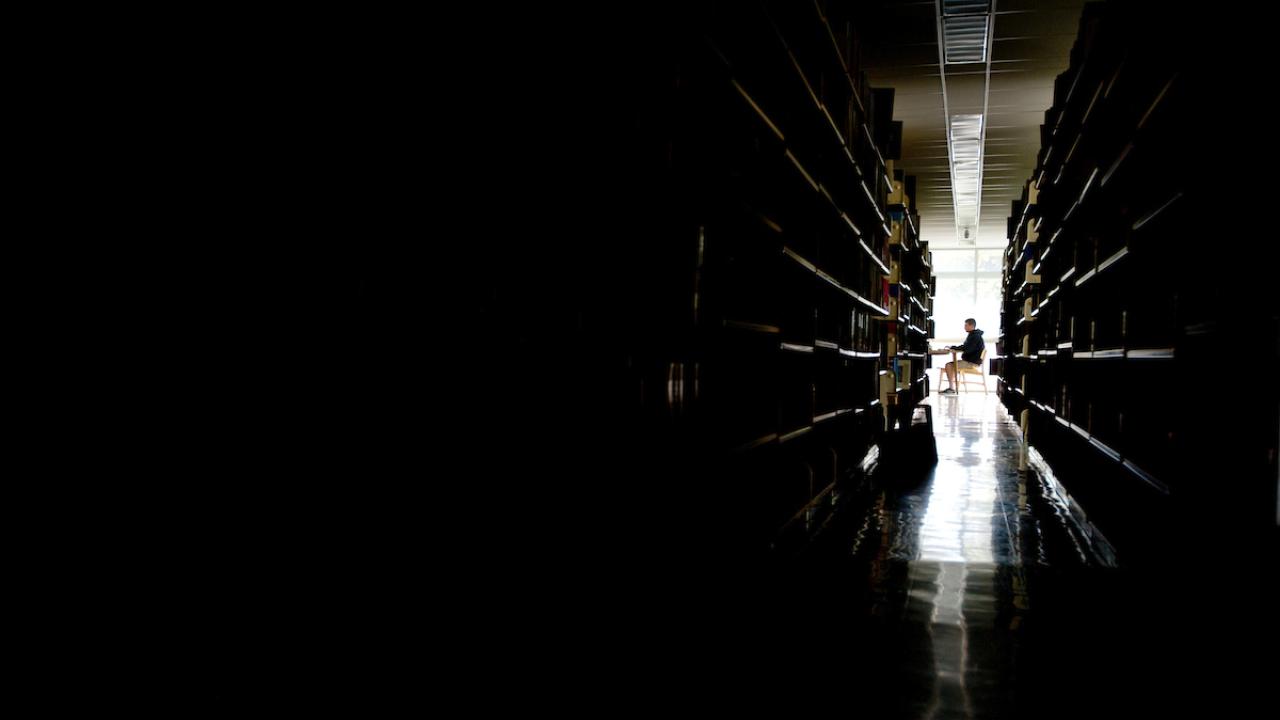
[995,2,1278,552]
[1003,347,1175,360]
[997,358,1177,497]
[709,6,897,259]
[591,2,939,549]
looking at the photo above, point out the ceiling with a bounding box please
[856,0,1089,248]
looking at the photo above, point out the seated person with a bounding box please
[938,318,984,394]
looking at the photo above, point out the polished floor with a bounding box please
[747,391,1271,718]
[823,392,1116,718]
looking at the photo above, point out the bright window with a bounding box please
[930,246,1005,347]
[931,249,975,273]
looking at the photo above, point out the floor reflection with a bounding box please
[783,388,1273,717]
[844,392,1110,718]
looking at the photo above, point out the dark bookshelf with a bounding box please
[996,1,1279,562]
[495,1,938,554]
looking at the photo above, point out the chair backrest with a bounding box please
[960,347,988,375]
[960,346,990,392]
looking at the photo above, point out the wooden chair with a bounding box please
[958,347,989,393]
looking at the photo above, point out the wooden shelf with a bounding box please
[851,289,889,316]
[1080,80,1106,126]
[1126,348,1175,359]
[1121,459,1170,495]
[783,246,886,315]
[1063,347,1172,360]
[843,145,858,173]
[780,342,815,354]
[1074,348,1124,359]
[841,212,861,238]
[785,150,820,192]
[860,124,889,185]
[859,179,885,225]
[1132,191,1183,232]
[782,246,817,273]
[1183,322,1218,337]
[732,79,785,142]
[1137,74,1177,131]
[1089,436,1122,462]
[723,319,782,335]
[785,48,823,117]
[778,425,813,444]
[1100,141,1133,188]
[754,210,784,235]
[733,433,779,455]
[1097,246,1129,274]
[859,239,890,276]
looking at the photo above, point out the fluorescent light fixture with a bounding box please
[943,15,990,63]
[942,0,991,64]
[949,113,983,244]
[943,0,991,13]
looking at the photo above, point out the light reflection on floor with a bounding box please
[852,392,1085,718]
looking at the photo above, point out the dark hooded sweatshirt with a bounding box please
[952,329,984,364]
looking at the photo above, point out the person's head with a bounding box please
[964,318,976,332]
